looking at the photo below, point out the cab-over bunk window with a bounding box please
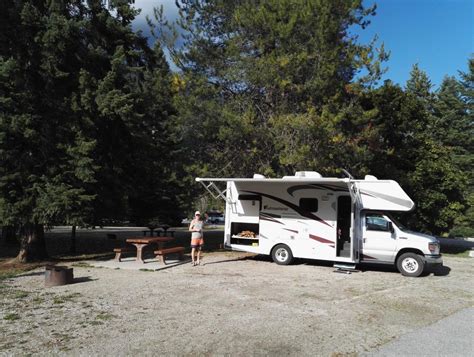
[299,198,318,212]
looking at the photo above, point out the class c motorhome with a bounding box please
[196,171,443,277]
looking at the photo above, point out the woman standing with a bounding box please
[189,211,204,266]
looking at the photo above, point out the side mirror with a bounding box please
[387,222,395,233]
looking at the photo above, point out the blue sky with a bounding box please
[132,0,473,88]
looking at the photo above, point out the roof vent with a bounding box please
[364,175,378,180]
[253,174,265,179]
[295,171,322,178]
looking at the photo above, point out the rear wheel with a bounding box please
[397,252,425,277]
[271,244,294,265]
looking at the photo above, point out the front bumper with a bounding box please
[424,254,443,266]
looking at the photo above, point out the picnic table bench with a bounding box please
[154,246,185,265]
[114,247,135,262]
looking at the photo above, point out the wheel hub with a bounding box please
[276,248,288,262]
[402,257,419,272]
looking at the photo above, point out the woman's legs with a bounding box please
[196,246,201,265]
[191,247,196,264]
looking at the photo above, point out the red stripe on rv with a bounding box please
[309,234,333,244]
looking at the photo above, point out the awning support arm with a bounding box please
[198,180,232,204]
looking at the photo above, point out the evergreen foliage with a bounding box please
[153,0,470,235]
[0,0,177,261]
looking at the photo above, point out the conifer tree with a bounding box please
[152,0,388,179]
[360,79,467,235]
[433,59,474,235]
[0,0,97,261]
[1,0,178,261]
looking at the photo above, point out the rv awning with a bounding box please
[196,177,414,212]
[356,180,414,212]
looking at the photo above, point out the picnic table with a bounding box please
[126,237,174,263]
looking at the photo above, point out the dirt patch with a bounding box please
[0,252,473,356]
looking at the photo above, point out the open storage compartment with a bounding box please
[231,222,260,246]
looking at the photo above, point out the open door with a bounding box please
[336,196,351,257]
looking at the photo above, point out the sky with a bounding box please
[132,0,473,88]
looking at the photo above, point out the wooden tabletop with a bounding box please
[126,237,174,244]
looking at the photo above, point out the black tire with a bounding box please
[271,244,294,265]
[396,252,425,277]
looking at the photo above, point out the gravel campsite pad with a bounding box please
[1,253,473,356]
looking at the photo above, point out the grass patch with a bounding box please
[3,313,20,321]
[32,296,45,304]
[14,290,29,299]
[0,269,27,281]
[96,313,115,321]
[89,320,103,326]
[53,292,81,304]
[139,268,154,272]
[71,262,92,268]
[53,297,66,304]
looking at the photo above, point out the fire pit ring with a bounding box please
[45,265,74,287]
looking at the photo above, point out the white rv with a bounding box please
[196,171,443,277]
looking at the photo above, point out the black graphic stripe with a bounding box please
[287,184,348,196]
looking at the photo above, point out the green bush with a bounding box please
[448,226,474,238]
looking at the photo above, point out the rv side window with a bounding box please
[299,198,318,212]
[366,214,390,232]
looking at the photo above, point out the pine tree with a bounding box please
[152,0,388,180]
[0,0,97,261]
[359,80,467,235]
[433,59,474,236]
[1,0,178,261]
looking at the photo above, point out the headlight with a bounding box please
[428,242,439,254]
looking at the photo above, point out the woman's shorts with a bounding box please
[191,232,204,248]
[191,234,204,249]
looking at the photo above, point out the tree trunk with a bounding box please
[70,225,76,254]
[17,224,48,263]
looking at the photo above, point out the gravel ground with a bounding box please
[1,252,473,356]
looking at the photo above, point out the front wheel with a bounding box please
[397,252,425,277]
[271,244,294,265]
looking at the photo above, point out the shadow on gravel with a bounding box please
[72,276,96,284]
[56,253,115,263]
[432,265,451,276]
[203,256,256,266]
[16,270,45,278]
[244,255,452,277]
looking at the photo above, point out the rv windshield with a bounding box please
[386,214,408,232]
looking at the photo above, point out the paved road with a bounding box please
[365,307,474,356]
